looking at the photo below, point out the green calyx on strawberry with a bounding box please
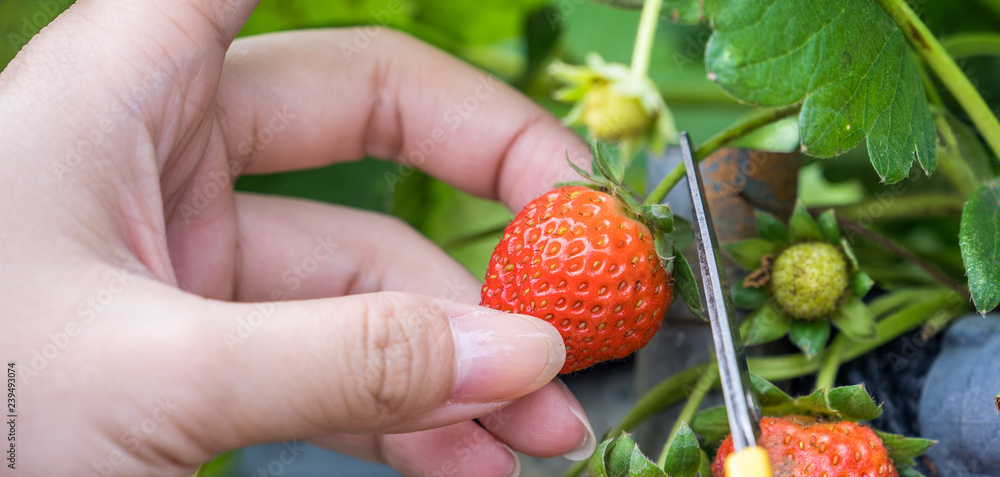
[725,201,876,358]
[480,144,701,374]
[690,376,934,477]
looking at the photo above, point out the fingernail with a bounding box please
[556,380,597,461]
[450,308,565,403]
[502,443,521,477]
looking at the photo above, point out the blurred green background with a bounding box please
[0,0,755,280]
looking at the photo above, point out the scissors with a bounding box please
[680,133,773,477]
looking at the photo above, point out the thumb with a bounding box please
[198,291,565,451]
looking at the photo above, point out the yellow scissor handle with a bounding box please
[724,446,773,477]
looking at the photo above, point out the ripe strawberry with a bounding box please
[712,416,898,477]
[770,241,849,320]
[480,186,672,374]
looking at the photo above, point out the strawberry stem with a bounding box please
[814,334,849,391]
[641,105,801,207]
[630,0,664,77]
[655,364,718,468]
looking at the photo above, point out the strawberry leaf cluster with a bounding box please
[726,202,876,358]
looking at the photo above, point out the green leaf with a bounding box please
[750,374,794,408]
[830,296,877,341]
[672,246,703,313]
[608,433,636,476]
[592,141,627,186]
[663,424,701,477]
[839,237,860,272]
[900,469,927,477]
[704,0,936,182]
[817,209,840,243]
[755,210,789,244]
[851,270,874,298]
[793,387,835,416]
[698,450,713,477]
[788,320,830,359]
[605,432,666,477]
[740,304,792,346]
[723,239,780,270]
[566,152,604,184]
[672,216,695,252]
[873,430,935,471]
[588,436,615,477]
[960,182,1000,313]
[642,204,675,233]
[690,406,732,446]
[731,283,770,309]
[827,384,882,421]
[788,201,824,242]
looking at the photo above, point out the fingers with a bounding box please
[194,292,565,453]
[311,423,520,477]
[381,422,519,477]
[228,193,480,303]
[217,28,590,210]
[307,381,595,472]
[480,380,596,460]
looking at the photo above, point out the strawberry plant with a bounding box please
[8,0,998,475]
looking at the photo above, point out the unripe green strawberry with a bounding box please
[481,186,672,374]
[712,416,898,477]
[770,242,848,320]
[582,82,652,141]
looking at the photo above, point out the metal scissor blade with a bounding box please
[679,133,762,450]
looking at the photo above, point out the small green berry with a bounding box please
[582,82,652,141]
[771,242,849,320]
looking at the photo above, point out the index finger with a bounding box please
[217,28,591,210]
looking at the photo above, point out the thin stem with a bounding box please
[560,290,966,477]
[832,193,966,222]
[814,336,849,391]
[655,364,718,468]
[630,0,664,76]
[836,218,971,300]
[916,62,982,197]
[642,105,801,206]
[875,0,1000,164]
[942,32,1000,59]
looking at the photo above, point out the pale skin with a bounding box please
[0,1,600,476]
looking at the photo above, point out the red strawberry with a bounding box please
[712,416,898,477]
[480,186,672,374]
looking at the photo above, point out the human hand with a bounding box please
[0,1,595,476]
